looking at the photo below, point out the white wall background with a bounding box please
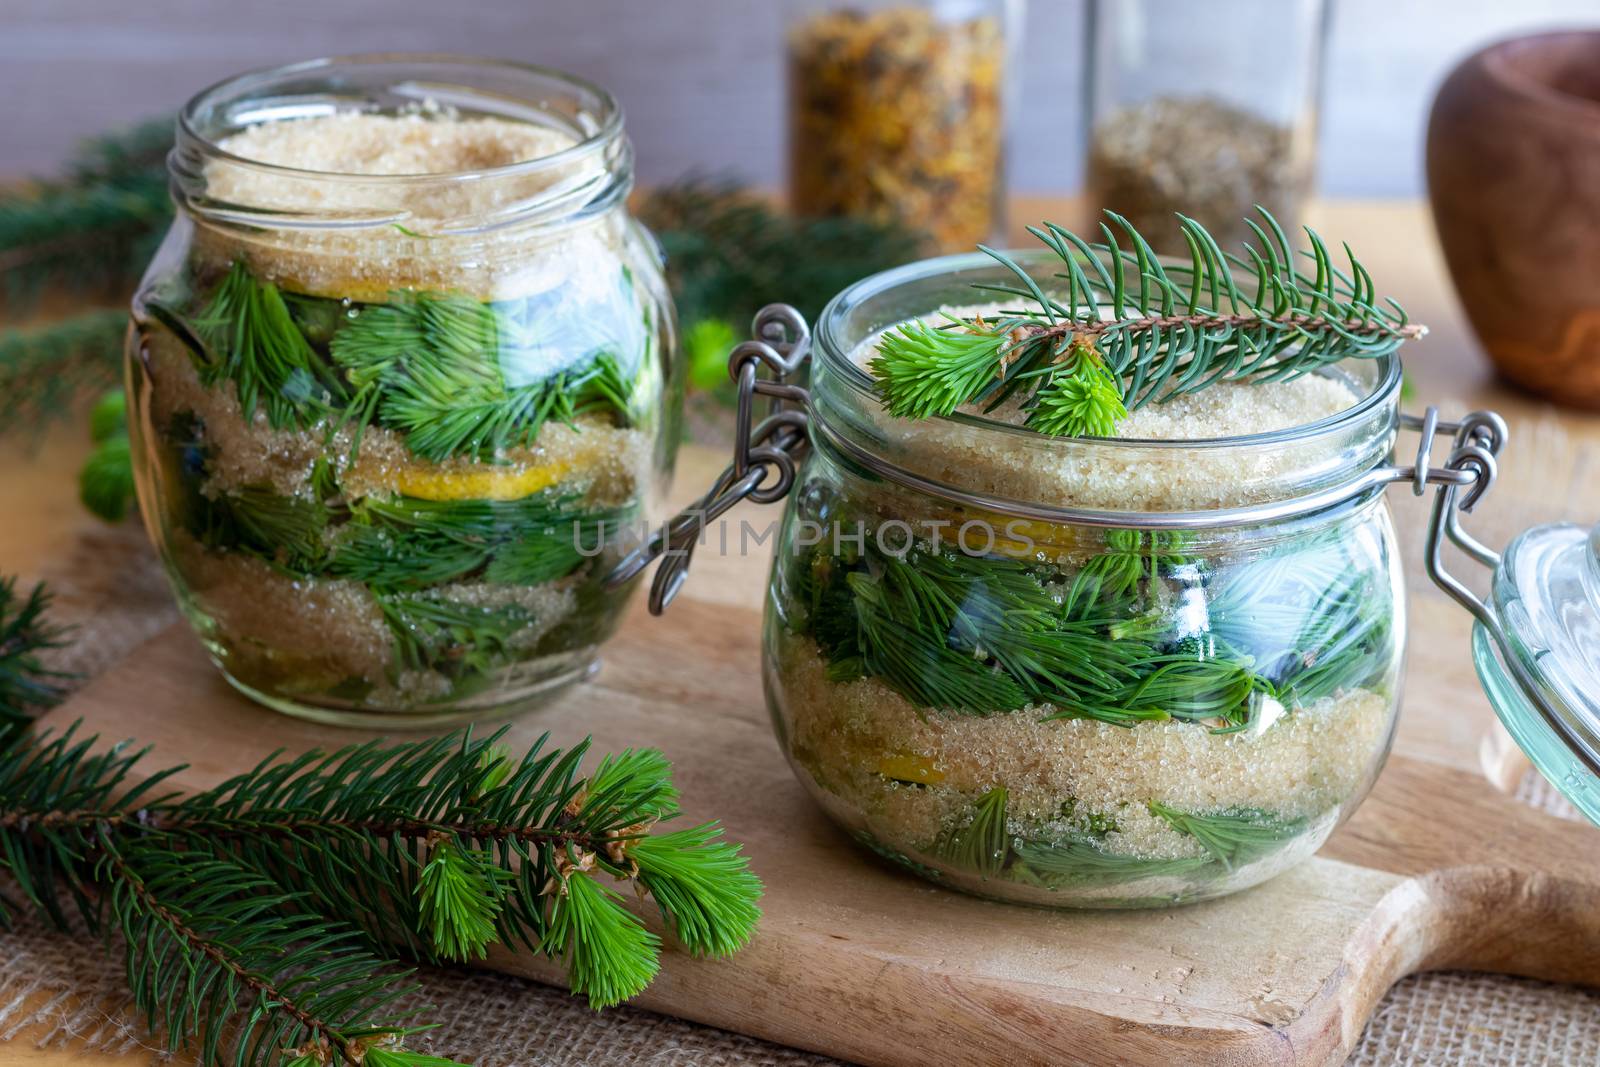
[3,0,1598,196]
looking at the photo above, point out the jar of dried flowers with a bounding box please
[786,0,1020,253]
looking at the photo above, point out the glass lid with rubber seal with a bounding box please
[1421,413,1600,825]
[1472,522,1600,822]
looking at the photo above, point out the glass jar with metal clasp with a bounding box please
[612,251,1600,909]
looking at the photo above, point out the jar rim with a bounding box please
[177,53,624,186]
[814,248,1404,452]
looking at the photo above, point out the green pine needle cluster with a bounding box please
[0,579,71,743]
[933,786,1305,889]
[1,120,170,439]
[0,714,763,1065]
[193,262,344,430]
[0,311,128,439]
[870,209,1424,437]
[327,289,633,461]
[791,523,1392,730]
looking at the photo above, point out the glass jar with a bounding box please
[786,0,1019,252]
[1084,0,1328,254]
[126,56,679,727]
[760,252,1404,907]
[624,246,1600,909]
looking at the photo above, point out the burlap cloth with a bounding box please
[9,505,1599,1066]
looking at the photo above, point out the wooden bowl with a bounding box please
[1427,30,1600,406]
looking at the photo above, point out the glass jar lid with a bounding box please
[1474,521,1600,823]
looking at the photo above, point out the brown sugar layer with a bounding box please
[215,113,576,178]
[850,306,1363,511]
[777,632,1389,860]
[196,112,618,300]
[174,534,395,693]
[173,532,580,706]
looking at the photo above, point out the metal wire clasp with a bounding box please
[1413,406,1508,622]
[606,304,812,614]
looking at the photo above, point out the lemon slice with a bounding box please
[395,458,575,502]
[878,753,945,786]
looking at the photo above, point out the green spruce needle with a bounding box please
[329,291,635,461]
[869,209,1425,437]
[630,824,764,957]
[1147,802,1307,871]
[1022,339,1128,438]
[934,787,1010,879]
[0,579,72,742]
[543,868,662,1010]
[0,706,763,1062]
[192,262,344,430]
[416,838,513,961]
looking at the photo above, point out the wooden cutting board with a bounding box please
[36,556,1600,1067]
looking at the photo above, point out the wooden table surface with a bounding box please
[1,197,1595,1064]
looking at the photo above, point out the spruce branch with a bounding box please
[100,834,452,1066]
[0,116,171,307]
[0,177,168,303]
[870,209,1427,437]
[0,580,74,745]
[0,719,762,1022]
[0,310,127,437]
[637,177,927,343]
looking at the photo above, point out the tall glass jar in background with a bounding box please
[786,0,1020,253]
[1084,0,1329,253]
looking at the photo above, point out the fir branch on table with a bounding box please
[0,579,71,743]
[0,118,172,308]
[0,577,761,1064]
[637,178,928,400]
[0,310,127,437]
[0,718,762,1064]
[100,838,446,1067]
[869,208,1427,438]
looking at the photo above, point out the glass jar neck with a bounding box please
[169,54,632,239]
[809,250,1403,526]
